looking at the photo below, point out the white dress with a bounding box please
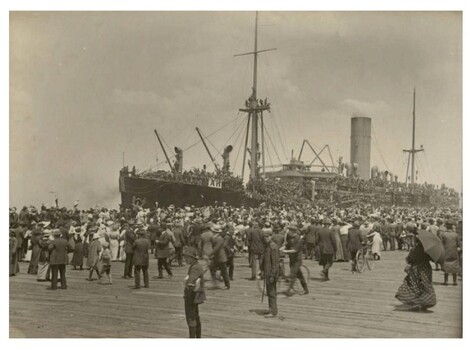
[368,231,383,257]
[108,230,120,261]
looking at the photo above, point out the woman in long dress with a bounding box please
[395,236,436,311]
[108,224,120,261]
[70,229,85,270]
[367,229,383,260]
[27,229,43,274]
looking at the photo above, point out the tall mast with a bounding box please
[411,88,416,187]
[235,12,276,182]
[403,87,423,194]
[250,12,259,181]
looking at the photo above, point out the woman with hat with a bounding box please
[108,223,120,262]
[70,227,85,270]
[86,233,102,281]
[27,224,44,274]
[183,247,205,338]
[395,227,436,311]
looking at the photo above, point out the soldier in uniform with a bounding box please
[260,229,279,318]
[183,247,205,338]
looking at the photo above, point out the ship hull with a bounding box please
[119,174,246,208]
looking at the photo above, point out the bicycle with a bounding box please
[355,241,375,273]
[257,256,310,296]
[399,234,414,251]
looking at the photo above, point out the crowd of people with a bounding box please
[9,200,463,337]
[245,175,460,208]
[136,167,244,192]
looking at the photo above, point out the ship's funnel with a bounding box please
[222,145,233,171]
[350,117,371,180]
[174,147,183,173]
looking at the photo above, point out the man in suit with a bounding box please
[261,229,279,318]
[380,218,392,251]
[347,221,364,273]
[440,220,461,286]
[15,224,26,262]
[246,221,264,280]
[122,222,135,279]
[283,225,309,296]
[316,218,337,281]
[48,229,74,290]
[132,228,150,289]
[388,218,397,251]
[173,220,186,267]
[209,225,230,290]
[304,218,317,259]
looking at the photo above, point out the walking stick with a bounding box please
[261,276,266,303]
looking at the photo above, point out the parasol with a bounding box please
[416,229,445,264]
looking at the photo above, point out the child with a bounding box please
[99,241,112,284]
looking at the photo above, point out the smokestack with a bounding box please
[174,147,183,173]
[222,145,233,171]
[350,117,371,180]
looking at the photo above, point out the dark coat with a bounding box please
[246,227,264,254]
[304,224,317,244]
[261,241,279,279]
[132,237,150,266]
[440,230,460,262]
[156,230,172,258]
[224,233,236,259]
[272,232,285,249]
[184,261,205,302]
[315,227,337,255]
[211,234,227,263]
[14,227,25,249]
[147,223,159,241]
[347,228,364,252]
[124,229,136,254]
[48,238,73,265]
[173,227,185,248]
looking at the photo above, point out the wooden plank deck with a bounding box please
[9,250,462,338]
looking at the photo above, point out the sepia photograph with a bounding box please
[6,2,465,343]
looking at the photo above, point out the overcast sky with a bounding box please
[9,11,462,209]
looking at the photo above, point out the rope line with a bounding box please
[264,126,283,164]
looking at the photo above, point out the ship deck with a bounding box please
[10,250,462,338]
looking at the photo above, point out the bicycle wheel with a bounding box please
[356,250,365,273]
[291,265,310,293]
[366,250,375,270]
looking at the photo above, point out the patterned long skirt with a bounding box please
[395,263,436,308]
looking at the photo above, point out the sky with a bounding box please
[9,11,462,209]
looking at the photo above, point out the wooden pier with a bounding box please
[9,250,462,338]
